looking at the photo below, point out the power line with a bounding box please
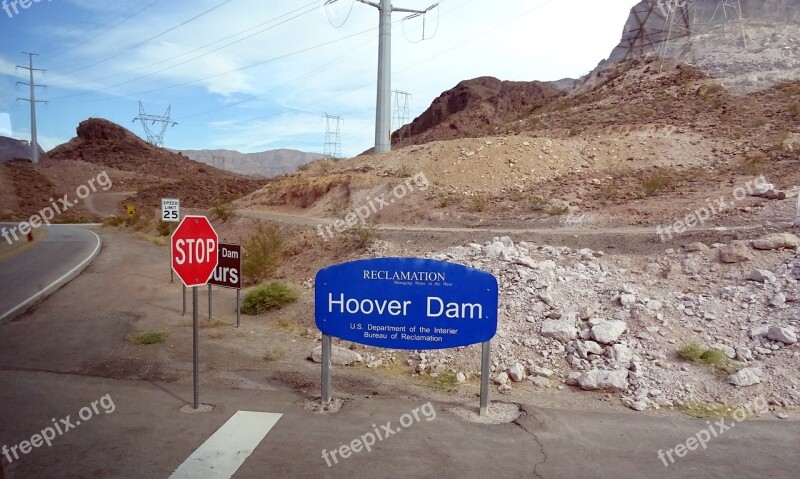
[45,0,162,64]
[16,52,47,164]
[54,0,320,93]
[60,0,237,76]
[51,1,321,101]
[177,36,378,124]
[55,25,380,103]
[334,0,440,154]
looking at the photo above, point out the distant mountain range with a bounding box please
[174,148,326,178]
[0,136,46,163]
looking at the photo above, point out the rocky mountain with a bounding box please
[391,76,564,148]
[0,136,46,163]
[47,118,266,208]
[175,148,325,178]
[593,0,800,93]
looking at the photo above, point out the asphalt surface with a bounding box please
[0,227,798,478]
[0,224,101,322]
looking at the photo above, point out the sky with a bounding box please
[0,0,637,157]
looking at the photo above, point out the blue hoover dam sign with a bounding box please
[314,258,498,349]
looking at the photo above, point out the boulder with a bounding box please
[767,326,798,345]
[507,363,526,382]
[727,368,763,387]
[578,370,629,391]
[749,270,776,283]
[751,233,800,251]
[541,319,578,342]
[309,346,363,366]
[591,320,627,344]
[719,245,752,263]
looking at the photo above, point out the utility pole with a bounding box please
[351,0,437,153]
[323,113,342,159]
[16,52,47,163]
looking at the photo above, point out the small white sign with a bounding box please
[162,198,180,222]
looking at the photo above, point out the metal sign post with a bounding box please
[182,285,186,316]
[192,286,199,410]
[321,334,332,405]
[208,284,212,322]
[236,289,241,328]
[480,341,491,416]
[795,194,800,226]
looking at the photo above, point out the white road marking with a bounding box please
[0,228,102,322]
[169,411,282,479]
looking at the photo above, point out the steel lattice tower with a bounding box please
[323,113,342,159]
[392,90,411,132]
[132,101,177,147]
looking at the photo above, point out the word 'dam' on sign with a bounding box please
[209,243,241,289]
[315,258,498,349]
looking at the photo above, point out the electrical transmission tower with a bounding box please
[16,52,47,163]
[392,90,411,132]
[323,113,343,159]
[326,0,439,154]
[132,101,177,147]
[658,0,747,68]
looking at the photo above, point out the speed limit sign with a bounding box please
[162,198,180,222]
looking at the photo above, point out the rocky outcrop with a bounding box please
[391,77,563,148]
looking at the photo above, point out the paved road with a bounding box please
[235,209,793,236]
[0,224,100,322]
[0,369,797,478]
[0,227,798,478]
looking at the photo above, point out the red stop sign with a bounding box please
[171,215,219,287]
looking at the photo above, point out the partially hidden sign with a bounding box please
[315,258,498,350]
[208,243,241,289]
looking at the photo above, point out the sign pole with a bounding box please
[208,284,212,322]
[795,194,800,226]
[236,289,240,328]
[192,286,199,409]
[170,222,174,284]
[321,334,332,405]
[480,340,491,416]
[182,284,186,316]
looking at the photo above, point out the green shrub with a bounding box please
[263,347,287,362]
[344,223,378,250]
[211,202,233,222]
[641,174,672,196]
[242,224,282,284]
[428,369,459,391]
[241,281,298,315]
[132,332,167,345]
[678,342,738,373]
[156,220,171,237]
[103,216,125,227]
[470,195,488,212]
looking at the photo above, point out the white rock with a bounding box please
[749,270,776,283]
[309,346,363,366]
[578,370,629,391]
[529,366,554,378]
[610,344,634,366]
[493,371,510,385]
[751,233,800,251]
[727,368,763,387]
[541,319,578,342]
[507,363,526,382]
[767,326,798,345]
[591,320,628,344]
[619,293,636,307]
[646,300,663,311]
[456,372,467,383]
